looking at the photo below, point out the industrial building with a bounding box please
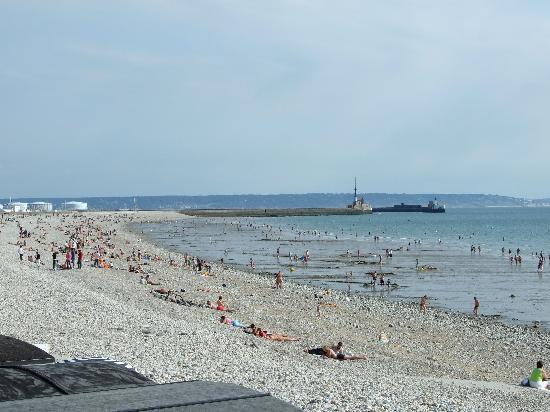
[28,202,53,212]
[7,202,28,212]
[64,201,88,211]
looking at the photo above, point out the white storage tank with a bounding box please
[28,202,53,212]
[64,201,88,211]
[7,202,28,212]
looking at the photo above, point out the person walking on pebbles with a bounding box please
[420,295,428,313]
[275,271,284,289]
[473,297,480,316]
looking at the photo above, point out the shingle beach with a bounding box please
[1,211,549,411]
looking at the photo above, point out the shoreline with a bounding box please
[1,211,549,411]
[135,216,546,333]
[138,214,548,331]
[136,222,501,324]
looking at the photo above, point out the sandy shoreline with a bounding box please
[0,211,549,411]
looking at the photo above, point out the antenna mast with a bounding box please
[354,177,358,202]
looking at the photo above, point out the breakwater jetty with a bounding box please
[179,208,371,217]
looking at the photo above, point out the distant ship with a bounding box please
[372,199,445,213]
[347,178,373,213]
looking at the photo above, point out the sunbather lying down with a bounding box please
[305,346,367,360]
[141,274,159,285]
[206,300,236,312]
[149,289,199,307]
[266,333,300,342]
[153,287,171,294]
[219,315,245,328]
[242,324,300,341]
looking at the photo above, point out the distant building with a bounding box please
[64,201,88,211]
[346,178,372,213]
[348,197,372,212]
[8,202,28,212]
[28,202,53,212]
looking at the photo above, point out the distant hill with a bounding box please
[0,193,532,211]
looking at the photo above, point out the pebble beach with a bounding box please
[1,211,549,411]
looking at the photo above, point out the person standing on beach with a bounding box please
[275,271,284,289]
[77,249,83,269]
[52,250,58,271]
[18,246,24,261]
[473,297,480,316]
[66,250,72,269]
[420,295,428,313]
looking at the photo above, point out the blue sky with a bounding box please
[1,1,550,198]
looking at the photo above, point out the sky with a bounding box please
[1,0,550,198]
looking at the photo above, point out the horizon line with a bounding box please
[0,192,545,200]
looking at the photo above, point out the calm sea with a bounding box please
[139,208,550,328]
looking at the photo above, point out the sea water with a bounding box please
[139,207,550,328]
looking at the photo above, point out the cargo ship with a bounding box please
[372,199,445,213]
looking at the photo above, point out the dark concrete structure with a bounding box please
[180,207,371,217]
[0,335,299,411]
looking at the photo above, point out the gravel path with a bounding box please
[0,211,548,411]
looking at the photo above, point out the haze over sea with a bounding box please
[141,207,550,329]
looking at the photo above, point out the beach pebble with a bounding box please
[0,212,549,411]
